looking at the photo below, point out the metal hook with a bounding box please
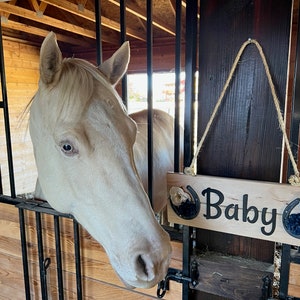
[282,198,300,238]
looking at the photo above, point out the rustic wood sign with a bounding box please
[167,172,300,245]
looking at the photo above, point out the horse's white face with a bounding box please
[29,32,171,289]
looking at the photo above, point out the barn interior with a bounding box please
[0,0,300,299]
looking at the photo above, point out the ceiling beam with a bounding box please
[108,0,175,36]
[0,2,96,38]
[0,18,92,47]
[41,0,146,41]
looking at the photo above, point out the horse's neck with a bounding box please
[131,110,175,212]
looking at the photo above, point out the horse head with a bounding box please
[29,32,171,289]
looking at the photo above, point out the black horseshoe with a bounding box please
[170,185,200,220]
[282,198,300,239]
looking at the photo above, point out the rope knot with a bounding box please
[184,166,196,176]
[288,174,300,186]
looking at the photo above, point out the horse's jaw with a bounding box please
[69,197,171,289]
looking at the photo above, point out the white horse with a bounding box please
[29,32,174,289]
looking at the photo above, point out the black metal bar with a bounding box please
[182,226,193,300]
[19,208,31,300]
[73,220,82,300]
[54,215,64,300]
[182,1,198,299]
[279,244,291,299]
[0,101,3,108]
[174,0,182,173]
[146,0,153,207]
[184,0,198,167]
[95,0,102,65]
[120,0,128,107]
[0,19,16,198]
[0,194,24,205]
[36,212,48,300]
[17,198,73,218]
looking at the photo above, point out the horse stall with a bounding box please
[0,0,300,300]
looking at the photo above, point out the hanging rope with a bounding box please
[184,39,300,185]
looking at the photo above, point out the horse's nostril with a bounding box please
[137,254,148,277]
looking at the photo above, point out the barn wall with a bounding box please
[0,38,39,196]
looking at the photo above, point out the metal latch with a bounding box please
[157,260,199,298]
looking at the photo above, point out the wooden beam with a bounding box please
[108,0,176,36]
[0,2,96,39]
[28,0,48,14]
[41,0,146,41]
[0,19,91,47]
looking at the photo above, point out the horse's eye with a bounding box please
[62,144,72,152]
[60,141,78,156]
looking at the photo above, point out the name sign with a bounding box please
[167,172,300,245]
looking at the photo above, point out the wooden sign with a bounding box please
[167,172,300,245]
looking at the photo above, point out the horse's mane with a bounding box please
[39,57,127,126]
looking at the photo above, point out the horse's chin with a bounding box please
[117,273,160,290]
[119,277,135,289]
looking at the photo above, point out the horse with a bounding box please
[29,32,174,289]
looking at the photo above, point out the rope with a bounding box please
[184,39,300,185]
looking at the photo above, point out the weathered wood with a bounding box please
[194,0,292,265]
[288,262,300,297]
[167,172,300,245]
[191,252,273,300]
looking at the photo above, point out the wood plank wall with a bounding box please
[0,38,39,197]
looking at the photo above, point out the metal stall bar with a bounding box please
[146,0,153,207]
[73,219,82,300]
[95,0,102,66]
[0,18,15,198]
[174,0,182,173]
[120,0,128,107]
[182,1,199,299]
[54,215,64,300]
[36,211,49,300]
[17,200,75,299]
[19,208,31,300]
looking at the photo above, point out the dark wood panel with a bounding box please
[196,0,292,260]
[192,252,273,300]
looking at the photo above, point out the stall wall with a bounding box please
[0,38,39,197]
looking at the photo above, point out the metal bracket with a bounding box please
[157,260,199,298]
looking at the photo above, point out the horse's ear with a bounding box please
[98,41,130,86]
[39,32,62,85]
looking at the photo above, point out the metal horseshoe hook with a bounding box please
[169,185,200,220]
[282,198,300,239]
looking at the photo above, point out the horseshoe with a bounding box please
[282,198,300,239]
[170,185,200,220]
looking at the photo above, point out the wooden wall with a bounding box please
[196,0,292,260]
[0,38,39,196]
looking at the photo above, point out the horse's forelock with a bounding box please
[48,58,110,124]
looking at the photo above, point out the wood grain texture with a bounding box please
[167,172,300,245]
[194,0,292,264]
